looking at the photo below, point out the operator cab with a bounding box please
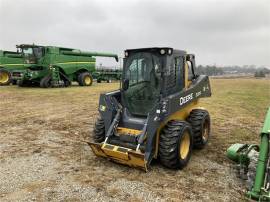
[121,47,196,117]
[16,44,45,64]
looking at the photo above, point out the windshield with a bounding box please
[22,47,33,55]
[22,47,43,59]
[123,52,162,116]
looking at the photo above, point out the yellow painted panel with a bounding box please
[117,127,142,135]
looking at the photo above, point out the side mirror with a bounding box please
[123,79,129,91]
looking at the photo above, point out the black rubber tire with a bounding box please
[159,120,193,169]
[40,75,52,88]
[78,72,93,86]
[59,69,71,87]
[93,116,105,143]
[12,80,17,85]
[0,69,11,85]
[18,80,28,87]
[187,109,211,149]
[63,79,71,87]
[97,79,101,83]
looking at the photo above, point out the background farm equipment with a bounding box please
[13,44,118,87]
[227,107,270,201]
[93,68,122,83]
[0,50,24,85]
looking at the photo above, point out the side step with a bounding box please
[88,142,148,171]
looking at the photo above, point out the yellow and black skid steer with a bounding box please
[88,47,211,171]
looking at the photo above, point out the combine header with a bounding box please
[227,107,270,201]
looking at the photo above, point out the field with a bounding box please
[0,78,269,202]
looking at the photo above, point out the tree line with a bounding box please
[196,65,270,77]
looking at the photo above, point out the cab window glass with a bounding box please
[187,61,193,80]
[33,47,43,58]
[167,58,177,88]
[23,48,33,55]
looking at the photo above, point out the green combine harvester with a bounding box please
[12,44,118,87]
[227,107,270,201]
[0,50,25,85]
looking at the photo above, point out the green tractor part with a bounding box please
[0,50,25,85]
[89,47,212,171]
[13,44,118,88]
[226,107,270,201]
[93,68,122,83]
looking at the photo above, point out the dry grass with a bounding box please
[0,78,269,201]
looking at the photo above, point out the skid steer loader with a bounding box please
[88,47,211,171]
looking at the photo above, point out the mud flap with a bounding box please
[88,142,148,171]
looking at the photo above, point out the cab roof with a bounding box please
[125,47,187,56]
[16,44,75,51]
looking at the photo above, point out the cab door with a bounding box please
[165,55,184,95]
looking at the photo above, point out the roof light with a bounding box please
[125,51,128,57]
[160,49,166,55]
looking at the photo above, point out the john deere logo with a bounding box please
[180,93,193,106]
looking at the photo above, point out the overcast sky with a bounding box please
[0,0,269,67]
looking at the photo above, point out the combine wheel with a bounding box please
[12,80,17,85]
[187,109,211,149]
[78,72,93,86]
[0,69,11,85]
[159,120,193,169]
[18,80,30,87]
[93,116,105,143]
[64,80,71,87]
[40,75,52,88]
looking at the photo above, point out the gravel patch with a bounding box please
[107,179,163,202]
[0,153,60,195]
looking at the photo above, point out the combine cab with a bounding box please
[89,47,212,171]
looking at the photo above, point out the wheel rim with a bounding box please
[0,72,9,84]
[84,76,91,85]
[179,131,190,159]
[202,120,210,142]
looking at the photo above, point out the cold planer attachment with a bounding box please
[89,47,212,171]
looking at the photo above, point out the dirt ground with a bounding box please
[0,78,269,202]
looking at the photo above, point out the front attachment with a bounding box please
[88,142,148,171]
